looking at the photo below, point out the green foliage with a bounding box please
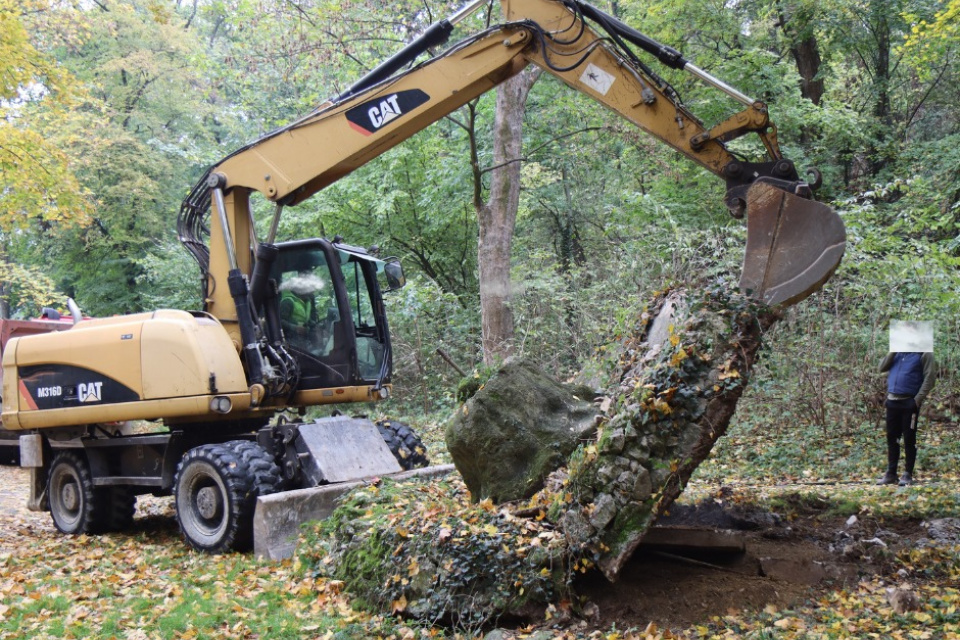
[0,0,94,307]
[135,242,203,311]
[0,260,65,318]
[5,0,960,450]
[382,275,480,416]
[698,405,960,485]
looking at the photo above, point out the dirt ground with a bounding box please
[0,463,932,635]
[573,497,924,632]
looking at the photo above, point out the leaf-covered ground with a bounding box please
[0,439,959,640]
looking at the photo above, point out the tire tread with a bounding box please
[375,420,429,470]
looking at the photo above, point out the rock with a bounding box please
[599,427,626,454]
[923,518,960,543]
[589,494,617,530]
[560,509,596,548]
[886,587,921,613]
[631,467,652,499]
[581,601,600,624]
[845,515,858,528]
[445,358,599,502]
[645,294,681,351]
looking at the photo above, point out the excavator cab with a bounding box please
[270,239,402,392]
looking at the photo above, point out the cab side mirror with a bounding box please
[383,260,405,291]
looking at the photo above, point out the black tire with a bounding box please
[105,486,137,532]
[173,441,279,553]
[376,420,430,470]
[48,451,109,535]
[227,440,283,497]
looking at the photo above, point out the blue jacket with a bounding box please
[887,353,923,396]
[880,352,936,405]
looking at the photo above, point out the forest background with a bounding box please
[3,0,960,471]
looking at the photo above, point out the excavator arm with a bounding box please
[179,0,844,333]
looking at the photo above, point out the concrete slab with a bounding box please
[253,463,456,560]
[640,526,746,554]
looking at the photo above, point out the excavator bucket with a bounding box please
[739,182,846,307]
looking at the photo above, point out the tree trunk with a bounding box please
[0,251,9,319]
[476,68,539,365]
[869,1,892,174]
[317,286,782,623]
[777,2,825,106]
[791,37,824,106]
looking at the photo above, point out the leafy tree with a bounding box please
[0,0,93,317]
[23,0,226,314]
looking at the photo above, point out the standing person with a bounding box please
[877,351,936,486]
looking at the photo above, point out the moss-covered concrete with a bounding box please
[445,358,599,502]
[310,286,778,626]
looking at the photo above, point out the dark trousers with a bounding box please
[885,397,918,475]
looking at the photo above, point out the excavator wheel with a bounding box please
[104,486,137,532]
[174,441,279,553]
[228,440,283,497]
[48,451,110,535]
[376,420,430,470]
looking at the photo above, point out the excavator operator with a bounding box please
[278,272,327,351]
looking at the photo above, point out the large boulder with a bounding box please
[445,358,599,502]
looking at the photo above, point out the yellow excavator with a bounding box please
[0,0,844,553]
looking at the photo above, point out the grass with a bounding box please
[693,411,960,485]
[0,515,388,640]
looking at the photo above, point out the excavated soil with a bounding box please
[576,527,843,631]
[0,464,931,634]
[571,496,924,633]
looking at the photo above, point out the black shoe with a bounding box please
[899,473,913,486]
[877,471,898,485]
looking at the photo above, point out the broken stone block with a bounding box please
[445,358,599,502]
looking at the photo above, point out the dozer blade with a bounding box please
[739,182,845,307]
[254,464,455,560]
